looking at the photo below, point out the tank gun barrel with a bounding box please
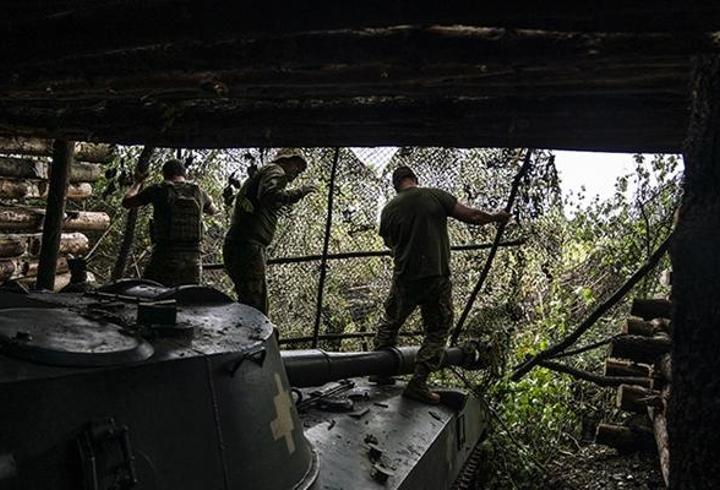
[281,341,490,388]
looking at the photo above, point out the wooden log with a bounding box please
[539,360,652,388]
[0,208,43,231]
[0,157,102,183]
[60,210,110,232]
[28,232,89,256]
[648,385,671,487]
[0,207,110,232]
[617,384,662,414]
[655,354,672,384]
[604,358,652,378]
[21,257,69,277]
[0,179,92,201]
[37,139,73,290]
[622,317,656,336]
[630,298,672,320]
[0,236,26,258]
[595,423,655,453]
[610,333,671,364]
[651,317,672,337]
[0,259,16,282]
[0,137,114,163]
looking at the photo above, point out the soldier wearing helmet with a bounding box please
[223,148,315,315]
[122,159,217,286]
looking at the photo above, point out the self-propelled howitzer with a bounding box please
[0,281,490,489]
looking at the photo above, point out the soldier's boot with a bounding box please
[402,365,440,405]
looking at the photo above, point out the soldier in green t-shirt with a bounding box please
[223,149,315,315]
[375,166,510,404]
[122,159,217,287]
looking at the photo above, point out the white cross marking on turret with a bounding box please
[270,373,296,454]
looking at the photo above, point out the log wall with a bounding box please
[0,136,112,287]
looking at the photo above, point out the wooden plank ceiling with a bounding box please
[2,1,720,151]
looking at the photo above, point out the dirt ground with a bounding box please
[547,445,665,490]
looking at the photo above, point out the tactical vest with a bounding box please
[153,182,203,246]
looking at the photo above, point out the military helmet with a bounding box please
[272,148,307,167]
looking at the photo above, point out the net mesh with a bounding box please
[196,146,558,349]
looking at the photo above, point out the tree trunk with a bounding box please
[630,298,672,320]
[0,136,114,163]
[595,423,655,452]
[0,207,109,232]
[604,358,651,378]
[0,157,102,182]
[609,334,671,364]
[27,232,89,256]
[0,179,92,201]
[669,54,720,489]
[0,236,27,258]
[111,145,154,281]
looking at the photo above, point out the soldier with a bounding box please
[223,149,315,315]
[122,159,217,286]
[374,166,510,404]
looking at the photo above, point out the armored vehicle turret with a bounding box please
[0,281,489,489]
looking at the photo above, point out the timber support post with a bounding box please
[311,147,340,348]
[670,54,720,488]
[111,146,154,281]
[36,139,74,290]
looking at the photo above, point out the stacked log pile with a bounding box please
[595,297,672,486]
[0,137,112,289]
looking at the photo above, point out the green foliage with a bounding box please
[85,147,680,488]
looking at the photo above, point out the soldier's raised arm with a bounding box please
[451,202,510,226]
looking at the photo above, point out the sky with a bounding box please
[350,147,683,208]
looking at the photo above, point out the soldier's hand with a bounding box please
[494,210,511,224]
[134,169,149,183]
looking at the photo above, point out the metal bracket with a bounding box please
[77,417,138,490]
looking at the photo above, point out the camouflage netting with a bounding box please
[91,146,562,351]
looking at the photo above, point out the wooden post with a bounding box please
[111,146,154,280]
[36,140,74,290]
[670,53,720,488]
[311,147,340,348]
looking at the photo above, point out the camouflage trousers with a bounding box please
[223,238,269,315]
[143,246,201,287]
[374,276,453,380]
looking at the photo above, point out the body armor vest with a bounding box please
[153,182,203,245]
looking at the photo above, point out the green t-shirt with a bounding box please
[226,164,306,246]
[379,187,457,281]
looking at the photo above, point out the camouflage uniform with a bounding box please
[374,276,454,373]
[224,155,310,315]
[375,184,459,389]
[134,181,212,287]
[223,239,268,315]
